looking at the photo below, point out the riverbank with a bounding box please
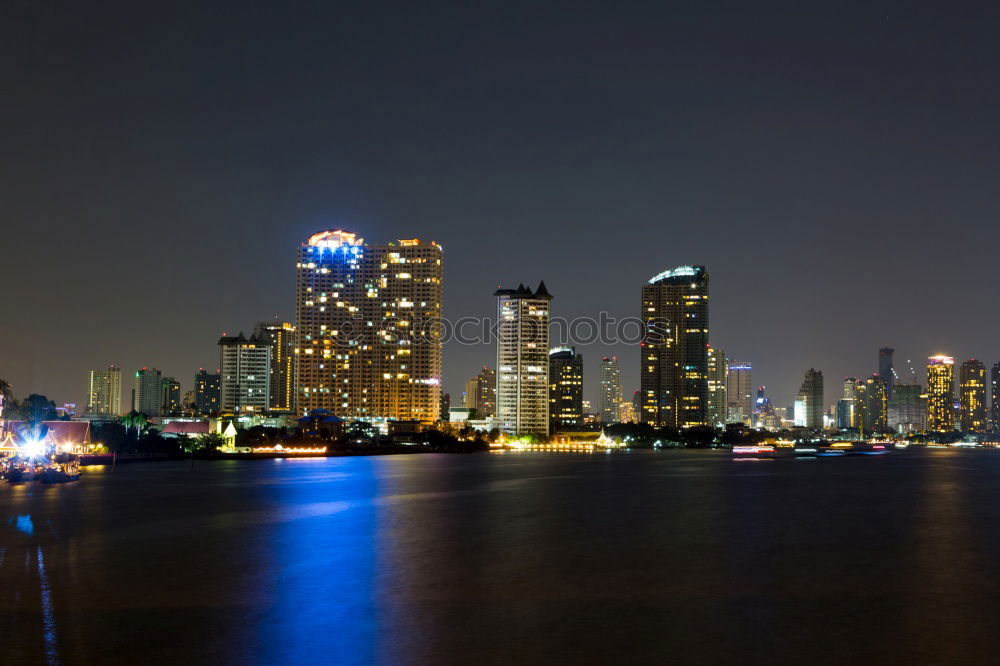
[78,444,485,466]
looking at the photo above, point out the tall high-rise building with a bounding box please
[549,347,583,431]
[599,356,623,423]
[294,231,443,423]
[879,347,895,399]
[160,377,181,415]
[838,377,859,429]
[860,375,888,432]
[992,362,1000,431]
[726,361,753,424]
[86,366,122,415]
[888,383,926,433]
[836,399,856,430]
[706,347,726,426]
[753,386,779,430]
[194,369,221,415]
[927,355,955,432]
[795,368,824,428]
[495,282,551,435]
[133,367,162,416]
[463,366,496,417]
[959,359,987,433]
[219,332,272,413]
[641,266,709,428]
[254,321,296,412]
[463,377,478,410]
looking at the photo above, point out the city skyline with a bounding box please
[16,239,1000,419]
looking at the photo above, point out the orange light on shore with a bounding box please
[251,446,327,454]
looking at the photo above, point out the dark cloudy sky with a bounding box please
[3,1,999,411]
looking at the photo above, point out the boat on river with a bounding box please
[2,452,80,483]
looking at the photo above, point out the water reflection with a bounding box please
[15,513,34,535]
[249,457,382,665]
[5,453,1000,663]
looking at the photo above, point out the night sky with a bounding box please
[3,1,1000,411]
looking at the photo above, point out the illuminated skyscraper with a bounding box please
[992,362,1000,430]
[294,231,443,423]
[752,386,779,430]
[927,356,955,432]
[133,367,162,416]
[879,347,895,399]
[888,383,925,433]
[219,332,271,413]
[959,359,987,433]
[860,375,888,432]
[160,377,181,415]
[549,347,583,430]
[599,356,623,423]
[496,282,551,435]
[87,366,121,415]
[641,266,709,428]
[837,377,859,429]
[463,366,496,417]
[707,347,727,426]
[254,320,296,412]
[194,369,220,414]
[726,361,752,424]
[836,399,855,430]
[795,368,824,428]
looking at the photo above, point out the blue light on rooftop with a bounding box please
[648,265,703,284]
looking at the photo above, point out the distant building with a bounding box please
[496,282,551,435]
[641,266,709,428]
[86,366,122,415]
[706,347,726,426]
[752,386,779,430]
[219,332,272,413]
[888,383,925,433]
[861,375,888,432]
[959,359,987,433]
[879,347,895,399]
[549,347,584,431]
[619,398,637,424]
[161,377,181,415]
[194,369,220,415]
[836,399,856,430]
[837,377,859,429]
[795,369,824,428]
[726,362,752,424]
[927,356,955,432]
[599,356,622,423]
[254,321,296,413]
[133,367,162,416]
[463,377,476,410]
[294,230,443,423]
[463,366,496,417]
[993,362,1000,431]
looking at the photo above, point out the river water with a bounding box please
[3,449,999,664]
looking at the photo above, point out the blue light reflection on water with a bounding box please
[15,514,34,535]
[250,457,381,665]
